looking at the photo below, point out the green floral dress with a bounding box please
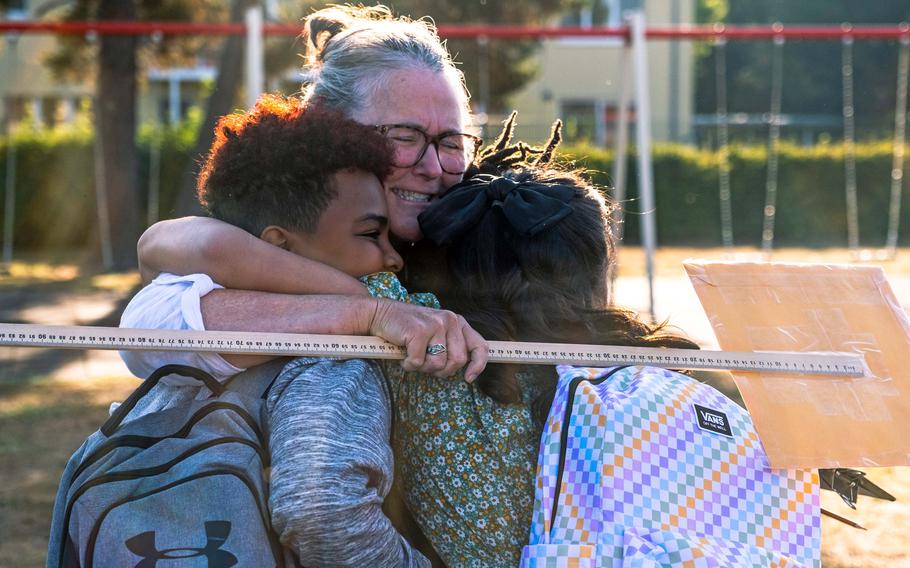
[361,272,542,568]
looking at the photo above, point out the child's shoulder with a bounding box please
[360,272,440,309]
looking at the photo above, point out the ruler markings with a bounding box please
[0,323,865,377]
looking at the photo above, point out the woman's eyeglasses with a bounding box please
[376,124,482,175]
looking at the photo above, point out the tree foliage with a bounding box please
[43,0,229,82]
[39,0,577,224]
[388,0,566,111]
[264,0,569,112]
[696,0,910,138]
[42,0,249,224]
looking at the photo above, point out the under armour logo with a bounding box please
[125,520,237,567]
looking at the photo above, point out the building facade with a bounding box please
[505,0,694,145]
[0,0,93,129]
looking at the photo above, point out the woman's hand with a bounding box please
[368,299,488,382]
[196,292,487,379]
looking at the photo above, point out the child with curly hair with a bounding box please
[119,94,439,566]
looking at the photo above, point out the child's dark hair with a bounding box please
[419,113,699,425]
[197,94,393,236]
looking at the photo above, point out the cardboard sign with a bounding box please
[685,261,910,468]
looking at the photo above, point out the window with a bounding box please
[560,0,638,29]
[3,97,26,127]
[4,0,28,20]
[558,0,640,45]
[561,100,598,144]
[561,100,638,147]
[562,0,609,28]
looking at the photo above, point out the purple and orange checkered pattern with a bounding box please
[521,366,821,567]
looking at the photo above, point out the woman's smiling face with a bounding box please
[352,67,469,242]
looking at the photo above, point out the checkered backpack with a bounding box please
[520,365,821,568]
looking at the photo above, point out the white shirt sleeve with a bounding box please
[119,272,245,384]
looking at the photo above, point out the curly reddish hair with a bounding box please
[197,94,394,235]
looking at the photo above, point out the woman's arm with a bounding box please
[131,218,487,378]
[201,290,487,380]
[136,217,367,295]
[120,275,488,380]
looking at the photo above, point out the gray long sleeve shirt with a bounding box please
[116,275,429,567]
[266,357,429,568]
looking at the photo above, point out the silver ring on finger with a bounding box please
[426,343,447,356]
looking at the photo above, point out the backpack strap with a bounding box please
[101,364,224,436]
[550,365,631,531]
[222,358,289,401]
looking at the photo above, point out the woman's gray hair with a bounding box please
[300,5,470,122]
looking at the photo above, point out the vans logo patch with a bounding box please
[693,404,733,437]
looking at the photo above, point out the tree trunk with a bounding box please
[174,0,248,216]
[96,0,140,271]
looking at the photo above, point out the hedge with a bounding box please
[0,128,907,250]
[0,119,197,251]
[563,141,909,247]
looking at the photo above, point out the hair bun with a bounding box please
[302,5,393,65]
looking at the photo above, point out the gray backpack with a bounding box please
[46,362,294,568]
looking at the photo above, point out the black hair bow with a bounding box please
[419,174,575,246]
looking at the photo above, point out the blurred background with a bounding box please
[1,0,910,566]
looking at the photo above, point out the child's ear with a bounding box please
[259,225,290,250]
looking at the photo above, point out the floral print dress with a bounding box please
[362,272,542,567]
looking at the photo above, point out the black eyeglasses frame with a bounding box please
[375,124,483,175]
